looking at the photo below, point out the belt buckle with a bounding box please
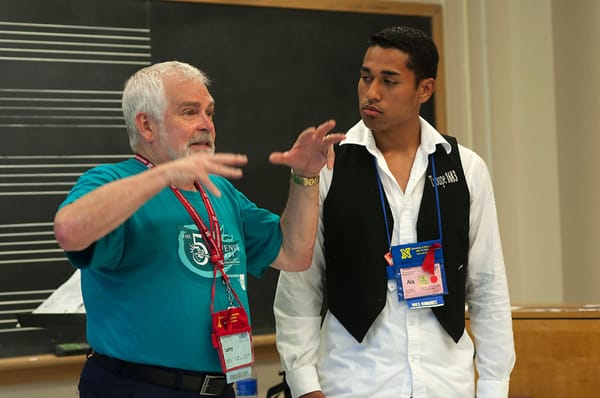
[200,375,225,396]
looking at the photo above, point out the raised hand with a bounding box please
[268,120,345,176]
[158,152,248,197]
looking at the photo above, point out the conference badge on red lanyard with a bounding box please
[202,213,254,383]
[188,186,254,383]
[133,154,255,383]
[211,305,254,381]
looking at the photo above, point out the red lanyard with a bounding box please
[134,155,243,312]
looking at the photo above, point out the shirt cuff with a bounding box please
[477,378,510,398]
[285,365,322,398]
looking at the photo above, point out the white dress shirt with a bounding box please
[274,118,515,398]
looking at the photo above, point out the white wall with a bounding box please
[552,0,600,303]
[442,0,599,305]
[443,0,564,304]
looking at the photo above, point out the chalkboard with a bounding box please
[0,0,442,357]
[0,0,149,358]
[149,0,442,334]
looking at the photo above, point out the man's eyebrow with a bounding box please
[178,100,215,108]
[178,101,200,108]
[360,66,400,76]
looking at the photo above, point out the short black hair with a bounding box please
[367,25,439,85]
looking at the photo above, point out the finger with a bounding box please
[314,119,336,139]
[207,165,244,179]
[211,153,248,167]
[200,153,247,179]
[200,155,246,178]
[317,119,336,133]
[323,132,346,146]
[326,144,335,169]
[196,175,222,198]
[295,126,317,143]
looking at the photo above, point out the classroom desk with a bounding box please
[503,304,600,398]
[0,353,84,386]
[1,306,598,396]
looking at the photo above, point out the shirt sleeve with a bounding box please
[273,168,332,398]
[460,146,516,398]
[60,165,125,269]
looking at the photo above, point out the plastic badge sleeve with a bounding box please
[211,306,254,373]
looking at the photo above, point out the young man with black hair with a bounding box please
[274,26,515,398]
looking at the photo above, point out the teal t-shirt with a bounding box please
[60,159,282,372]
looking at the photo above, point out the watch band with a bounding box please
[290,170,320,187]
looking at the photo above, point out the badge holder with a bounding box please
[387,239,448,309]
[210,261,255,383]
[375,153,449,310]
[211,305,254,383]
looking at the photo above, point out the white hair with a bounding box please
[121,61,210,151]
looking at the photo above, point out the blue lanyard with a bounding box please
[373,153,444,249]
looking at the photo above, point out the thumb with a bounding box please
[268,151,288,165]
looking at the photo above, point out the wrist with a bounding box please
[290,169,320,187]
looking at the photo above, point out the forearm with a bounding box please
[54,167,169,251]
[274,262,325,397]
[471,304,514,398]
[266,119,342,271]
[468,270,514,393]
[271,174,320,272]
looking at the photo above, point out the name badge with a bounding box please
[211,306,254,383]
[385,239,448,309]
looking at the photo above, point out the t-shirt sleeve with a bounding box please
[59,165,125,269]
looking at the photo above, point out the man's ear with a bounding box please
[418,78,436,104]
[134,112,157,143]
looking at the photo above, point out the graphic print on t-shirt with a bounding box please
[177,224,240,278]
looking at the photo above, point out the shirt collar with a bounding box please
[341,116,452,156]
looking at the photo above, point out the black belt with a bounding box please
[89,352,229,396]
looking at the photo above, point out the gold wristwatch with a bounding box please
[290,170,320,187]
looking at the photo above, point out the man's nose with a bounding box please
[366,81,382,102]
[197,114,215,131]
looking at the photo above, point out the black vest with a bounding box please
[323,136,470,343]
